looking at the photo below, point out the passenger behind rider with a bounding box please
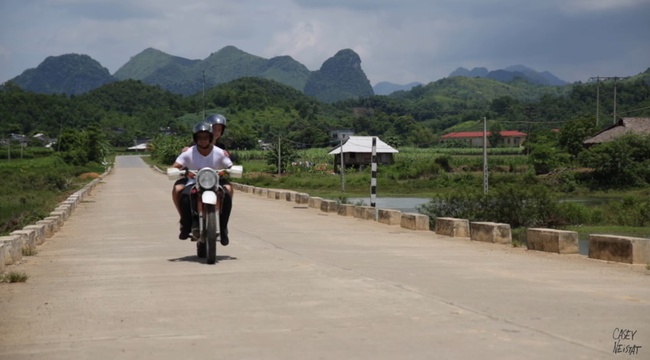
[171,122,234,244]
[171,114,234,235]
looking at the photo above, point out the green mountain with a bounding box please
[111,46,361,101]
[113,47,200,81]
[259,55,311,91]
[10,54,116,95]
[449,65,568,86]
[114,46,368,102]
[304,49,374,103]
[373,81,423,95]
[8,46,372,102]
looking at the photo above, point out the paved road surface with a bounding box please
[1,156,648,359]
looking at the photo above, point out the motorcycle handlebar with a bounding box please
[166,165,243,180]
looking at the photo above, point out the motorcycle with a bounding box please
[167,165,243,264]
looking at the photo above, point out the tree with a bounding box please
[579,134,650,187]
[558,116,598,159]
[265,136,297,174]
[85,124,110,163]
[529,143,565,175]
[228,123,259,150]
[56,129,88,165]
[488,122,503,147]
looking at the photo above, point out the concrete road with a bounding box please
[1,156,648,360]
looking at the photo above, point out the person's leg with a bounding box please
[224,183,234,198]
[219,191,232,246]
[172,178,187,218]
[178,185,193,240]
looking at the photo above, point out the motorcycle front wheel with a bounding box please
[196,241,206,258]
[205,204,218,264]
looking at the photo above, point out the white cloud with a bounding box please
[1,0,648,85]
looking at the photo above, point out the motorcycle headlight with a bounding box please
[196,169,218,189]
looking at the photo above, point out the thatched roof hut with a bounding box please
[328,136,398,171]
[583,117,650,146]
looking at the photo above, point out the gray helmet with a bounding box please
[205,114,227,129]
[192,122,213,143]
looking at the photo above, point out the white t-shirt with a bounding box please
[175,145,234,185]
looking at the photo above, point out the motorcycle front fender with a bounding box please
[201,190,217,205]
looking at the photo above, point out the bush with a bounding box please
[150,134,187,165]
[419,183,560,228]
[603,196,650,227]
[553,201,595,226]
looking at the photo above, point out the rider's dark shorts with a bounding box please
[174,178,188,187]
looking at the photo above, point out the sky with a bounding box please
[1,0,649,87]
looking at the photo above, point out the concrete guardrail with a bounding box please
[435,217,470,238]
[527,228,578,254]
[1,168,111,275]
[470,222,511,244]
[588,234,650,264]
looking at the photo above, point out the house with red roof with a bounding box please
[440,130,527,147]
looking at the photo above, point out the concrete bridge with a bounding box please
[1,155,648,359]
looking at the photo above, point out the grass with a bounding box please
[0,155,107,236]
[147,149,650,241]
[22,246,38,256]
[563,225,650,242]
[1,271,29,283]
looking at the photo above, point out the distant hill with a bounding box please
[9,46,373,103]
[114,48,200,81]
[449,65,568,86]
[303,49,374,103]
[373,81,423,95]
[10,54,116,95]
[449,67,488,78]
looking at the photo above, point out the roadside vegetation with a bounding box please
[145,130,650,244]
[0,137,110,236]
[2,71,649,241]
[0,271,29,283]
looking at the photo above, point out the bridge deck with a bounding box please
[1,156,648,359]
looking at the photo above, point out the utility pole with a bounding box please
[202,70,206,120]
[482,117,488,194]
[277,135,282,176]
[340,138,345,192]
[370,137,378,221]
[588,76,601,127]
[589,76,629,125]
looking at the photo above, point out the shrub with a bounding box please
[419,183,560,228]
[553,201,595,226]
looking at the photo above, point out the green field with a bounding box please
[7,147,648,241]
[0,154,107,235]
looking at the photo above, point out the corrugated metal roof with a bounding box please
[328,136,399,155]
[441,131,527,138]
[584,117,650,145]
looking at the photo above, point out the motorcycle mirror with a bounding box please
[167,168,185,180]
[227,165,243,178]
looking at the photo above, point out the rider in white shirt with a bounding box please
[172,122,234,243]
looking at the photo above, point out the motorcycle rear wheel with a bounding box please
[205,204,218,264]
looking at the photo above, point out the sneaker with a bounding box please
[179,229,190,240]
[220,229,229,246]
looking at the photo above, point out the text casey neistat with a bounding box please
[612,328,642,355]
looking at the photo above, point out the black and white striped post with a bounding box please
[370,136,378,220]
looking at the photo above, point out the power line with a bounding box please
[618,105,650,115]
[589,76,630,125]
